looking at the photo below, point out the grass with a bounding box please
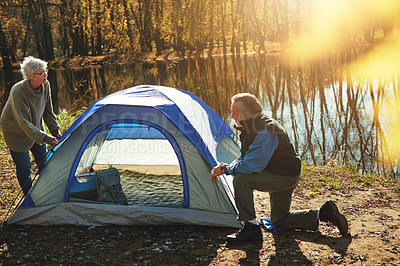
[55,108,86,133]
[300,162,399,192]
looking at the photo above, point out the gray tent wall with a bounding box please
[8,105,241,227]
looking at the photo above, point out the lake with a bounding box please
[0,52,398,178]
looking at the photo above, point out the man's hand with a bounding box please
[210,162,229,183]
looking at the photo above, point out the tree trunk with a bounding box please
[59,0,72,57]
[141,0,153,53]
[295,0,301,42]
[122,0,136,52]
[0,20,12,69]
[27,0,55,60]
[220,0,227,56]
[95,0,102,55]
[152,0,166,55]
[40,0,55,60]
[239,0,247,54]
[27,0,44,58]
[131,0,153,53]
[278,0,289,51]
[208,0,214,57]
[230,0,237,56]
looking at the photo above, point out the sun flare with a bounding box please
[293,0,400,61]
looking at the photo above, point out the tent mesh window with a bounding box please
[72,123,184,207]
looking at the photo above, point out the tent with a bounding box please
[7,85,241,228]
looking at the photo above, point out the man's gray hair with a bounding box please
[20,56,48,79]
[231,93,263,119]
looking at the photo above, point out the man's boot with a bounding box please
[319,200,349,235]
[226,221,263,244]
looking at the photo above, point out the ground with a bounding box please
[0,149,399,265]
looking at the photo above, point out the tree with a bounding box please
[0,20,12,69]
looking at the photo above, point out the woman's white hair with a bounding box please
[20,56,48,79]
[231,93,263,119]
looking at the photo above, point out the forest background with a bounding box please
[0,0,399,67]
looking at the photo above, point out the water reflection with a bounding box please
[0,52,398,178]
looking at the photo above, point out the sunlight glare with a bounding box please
[352,40,400,77]
[293,0,400,61]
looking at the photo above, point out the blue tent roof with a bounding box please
[61,85,233,166]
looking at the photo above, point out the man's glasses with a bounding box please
[33,70,48,77]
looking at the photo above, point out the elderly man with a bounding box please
[210,93,348,244]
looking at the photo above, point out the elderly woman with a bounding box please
[0,56,61,195]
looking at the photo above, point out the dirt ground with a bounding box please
[1,149,400,265]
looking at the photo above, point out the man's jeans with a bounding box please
[233,171,319,231]
[10,143,47,196]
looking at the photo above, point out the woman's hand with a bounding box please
[44,135,59,147]
[51,138,59,147]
